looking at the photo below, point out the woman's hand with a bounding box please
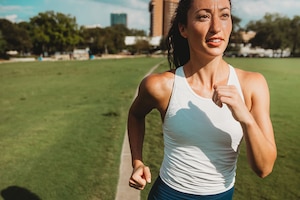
[129,163,151,190]
[212,85,251,123]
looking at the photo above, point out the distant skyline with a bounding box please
[1,0,300,33]
[111,13,127,27]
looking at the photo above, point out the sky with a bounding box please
[1,0,300,33]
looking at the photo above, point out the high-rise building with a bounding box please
[111,13,127,27]
[149,0,163,37]
[149,0,179,37]
[163,0,179,36]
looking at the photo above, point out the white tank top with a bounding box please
[160,65,244,195]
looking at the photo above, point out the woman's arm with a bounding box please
[128,71,174,189]
[213,71,277,178]
[127,76,156,190]
[241,72,277,178]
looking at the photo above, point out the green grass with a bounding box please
[1,57,299,200]
[141,58,300,200]
[0,57,164,200]
[227,58,300,200]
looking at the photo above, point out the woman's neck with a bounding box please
[183,56,229,91]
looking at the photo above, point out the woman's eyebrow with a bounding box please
[194,6,230,13]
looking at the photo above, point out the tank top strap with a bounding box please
[228,65,244,102]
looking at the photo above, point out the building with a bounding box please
[149,0,179,37]
[111,13,127,27]
[163,0,179,36]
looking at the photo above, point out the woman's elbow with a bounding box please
[255,166,274,178]
[254,153,277,178]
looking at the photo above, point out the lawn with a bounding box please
[0,57,299,200]
[141,58,300,200]
[0,57,164,200]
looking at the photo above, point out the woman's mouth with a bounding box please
[206,38,223,47]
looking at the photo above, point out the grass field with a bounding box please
[0,57,299,200]
[0,57,164,200]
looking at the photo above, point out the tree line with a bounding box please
[0,11,147,59]
[0,11,300,59]
[246,13,300,57]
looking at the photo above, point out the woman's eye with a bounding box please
[197,14,210,21]
[221,13,230,20]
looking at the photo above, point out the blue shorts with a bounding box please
[148,176,234,200]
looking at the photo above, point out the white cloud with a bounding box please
[0,5,35,23]
[89,0,148,10]
[0,5,33,13]
[127,0,148,9]
[231,0,300,26]
[0,5,22,12]
[5,14,18,23]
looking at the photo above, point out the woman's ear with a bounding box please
[178,23,188,38]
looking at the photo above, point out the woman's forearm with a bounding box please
[242,116,277,178]
[127,112,146,167]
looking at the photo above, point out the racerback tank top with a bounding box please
[159,65,244,195]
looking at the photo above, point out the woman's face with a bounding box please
[179,0,232,58]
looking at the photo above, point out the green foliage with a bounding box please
[290,16,300,56]
[2,8,298,59]
[135,39,151,54]
[0,31,7,55]
[0,11,148,58]
[0,19,32,54]
[79,24,147,55]
[247,13,300,56]
[30,11,81,55]
[226,15,243,53]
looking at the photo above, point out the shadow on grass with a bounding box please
[1,186,41,200]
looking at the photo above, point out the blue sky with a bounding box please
[1,0,300,33]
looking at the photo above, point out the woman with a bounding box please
[127,0,277,199]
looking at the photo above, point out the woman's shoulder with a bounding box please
[234,67,269,108]
[143,70,175,85]
[140,70,175,99]
[234,67,267,86]
[136,70,175,112]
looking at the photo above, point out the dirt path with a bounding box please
[115,61,164,200]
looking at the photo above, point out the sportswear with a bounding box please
[159,65,244,195]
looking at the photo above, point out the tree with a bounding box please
[15,22,33,54]
[0,31,7,57]
[0,10,149,58]
[0,19,32,55]
[225,15,243,55]
[290,16,300,56]
[247,13,295,57]
[30,11,81,55]
[79,24,147,55]
[159,36,167,52]
[135,39,150,54]
[79,26,115,55]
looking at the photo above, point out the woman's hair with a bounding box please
[166,0,231,69]
[167,0,192,69]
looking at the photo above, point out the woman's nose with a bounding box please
[209,16,221,34]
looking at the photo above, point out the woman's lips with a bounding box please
[206,38,223,47]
